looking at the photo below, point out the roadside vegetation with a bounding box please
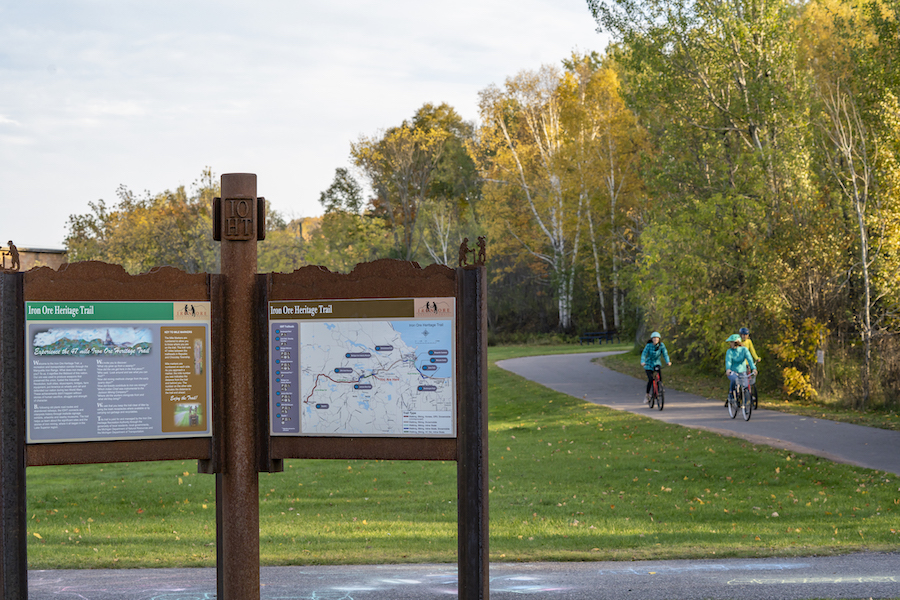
[601,349,900,432]
[25,345,899,569]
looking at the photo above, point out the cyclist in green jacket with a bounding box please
[725,333,757,403]
[641,331,671,403]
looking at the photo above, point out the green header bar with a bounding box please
[26,302,175,321]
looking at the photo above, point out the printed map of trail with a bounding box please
[299,320,454,435]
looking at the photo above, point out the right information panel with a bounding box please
[268,298,456,437]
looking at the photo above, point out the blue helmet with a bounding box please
[739,327,750,335]
[650,331,661,339]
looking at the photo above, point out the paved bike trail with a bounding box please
[496,351,900,476]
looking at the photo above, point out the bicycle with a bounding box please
[749,372,759,410]
[743,356,760,410]
[648,365,664,411]
[727,371,752,421]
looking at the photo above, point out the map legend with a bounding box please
[271,322,299,434]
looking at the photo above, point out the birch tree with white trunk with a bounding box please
[474,65,583,330]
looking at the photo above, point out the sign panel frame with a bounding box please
[267,297,457,438]
[25,300,213,444]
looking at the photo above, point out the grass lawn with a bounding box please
[25,344,900,569]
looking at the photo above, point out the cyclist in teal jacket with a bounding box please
[725,333,757,402]
[641,331,671,403]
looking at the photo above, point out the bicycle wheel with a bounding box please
[751,383,758,410]
[648,391,655,409]
[657,382,665,410]
[727,390,738,419]
[741,387,752,421]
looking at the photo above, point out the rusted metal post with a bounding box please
[0,273,26,599]
[216,174,262,599]
[457,265,489,599]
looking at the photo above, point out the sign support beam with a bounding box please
[0,273,26,599]
[216,173,263,600]
[457,265,489,599]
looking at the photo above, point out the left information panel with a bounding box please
[25,301,212,444]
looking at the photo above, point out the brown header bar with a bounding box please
[268,298,415,320]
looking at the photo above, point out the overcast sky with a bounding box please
[1,1,608,249]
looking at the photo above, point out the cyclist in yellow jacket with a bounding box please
[739,327,760,364]
[725,327,760,406]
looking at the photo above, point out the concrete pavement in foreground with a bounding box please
[26,553,900,599]
[496,351,900,476]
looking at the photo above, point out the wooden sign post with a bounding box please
[0,272,25,600]
[0,173,488,600]
[214,173,272,599]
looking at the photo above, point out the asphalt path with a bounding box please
[24,351,900,599]
[496,351,900,476]
[26,553,900,599]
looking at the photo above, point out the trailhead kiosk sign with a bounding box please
[25,301,212,443]
[269,298,456,437]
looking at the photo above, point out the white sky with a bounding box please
[0,1,608,249]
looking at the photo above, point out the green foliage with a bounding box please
[65,170,220,274]
[318,167,365,214]
[257,220,307,274]
[351,103,478,263]
[303,211,393,273]
[769,318,827,367]
[58,0,900,410]
[634,193,778,368]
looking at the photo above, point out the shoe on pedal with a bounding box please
[644,394,650,404]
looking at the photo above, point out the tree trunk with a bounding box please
[586,210,609,330]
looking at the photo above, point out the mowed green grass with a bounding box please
[25,345,900,568]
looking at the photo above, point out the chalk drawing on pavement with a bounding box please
[728,575,900,585]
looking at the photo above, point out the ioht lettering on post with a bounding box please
[223,197,254,240]
[213,196,267,241]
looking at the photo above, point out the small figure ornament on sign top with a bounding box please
[3,240,20,271]
[458,237,486,267]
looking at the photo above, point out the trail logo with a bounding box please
[175,302,211,320]
[415,298,453,318]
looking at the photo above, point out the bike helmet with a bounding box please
[726,334,741,342]
[739,327,750,335]
[650,331,661,339]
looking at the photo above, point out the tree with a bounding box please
[257,214,307,274]
[351,113,451,260]
[65,168,310,275]
[561,53,646,331]
[303,168,393,272]
[65,168,220,274]
[318,167,365,214]
[473,65,584,330]
[807,0,900,407]
[587,0,829,367]
[412,104,483,266]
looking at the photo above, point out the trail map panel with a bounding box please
[269,298,456,437]
[26,301,212,443]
